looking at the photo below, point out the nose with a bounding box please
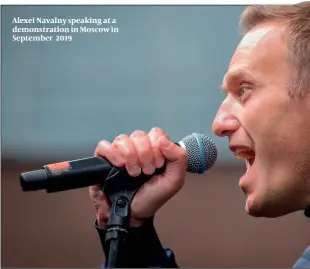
[212,109,239,137]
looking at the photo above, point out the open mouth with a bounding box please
[234,148,256,172]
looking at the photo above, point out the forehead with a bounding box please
[222,22,287,89]
[238,25,280,51]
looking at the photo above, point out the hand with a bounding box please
[89,127,187,228]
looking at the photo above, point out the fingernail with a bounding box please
[156,157,164,168]
[143,164,155,175]
[129,164,141,176]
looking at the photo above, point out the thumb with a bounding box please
[157,136,187,192]
[158,135,187,167]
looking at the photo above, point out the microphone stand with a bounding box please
[101,165,165,268]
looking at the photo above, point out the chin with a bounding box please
[244,195,295,218]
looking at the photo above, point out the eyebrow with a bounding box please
[220,67,254,92]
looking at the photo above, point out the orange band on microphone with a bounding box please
[47,161,70,170]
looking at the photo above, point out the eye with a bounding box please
[239,85,252,101]
[240,86,249,95]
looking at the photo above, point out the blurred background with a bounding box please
[2,5,310,268]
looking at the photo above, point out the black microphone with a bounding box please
[20,133,217,193]
[19,133,217,268]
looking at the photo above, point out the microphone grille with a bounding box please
[180,133,217,174]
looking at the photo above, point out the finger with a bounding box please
[130,130,155,175]
[148,127,169,168]
[158,135,187,163]
[95,140,125,167]
[89,185,105,201]
[97,198,110,228]
[113,134,141,177]
[89,185,110,228]
[157,135,187,177]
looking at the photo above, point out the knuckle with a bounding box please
[114,133,129,142]
[149,128,169,142]
[113,135,130,150]
[89,188,103,200]
[130,130,147,138]
[150,127,167,137]
[150,127,163,133]
[97,140,111,150]
[113,140,137,163]
[95,140,114,158]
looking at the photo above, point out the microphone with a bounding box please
[20,133,217,193]
[19,133,217,268]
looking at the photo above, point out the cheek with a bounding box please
[244,91,310,175]
[242,91,290,142]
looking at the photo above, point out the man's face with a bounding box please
[212,21,310,217]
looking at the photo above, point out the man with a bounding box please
[89,3,310,268]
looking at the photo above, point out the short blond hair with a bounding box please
[239,2,310,98]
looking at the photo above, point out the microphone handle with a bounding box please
[21,157,116,193]
[20,155,167,193]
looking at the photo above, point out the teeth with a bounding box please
[235,149,253,154]
[234,149,255,160]
[235,154,244,159]
[245,159,250,172]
